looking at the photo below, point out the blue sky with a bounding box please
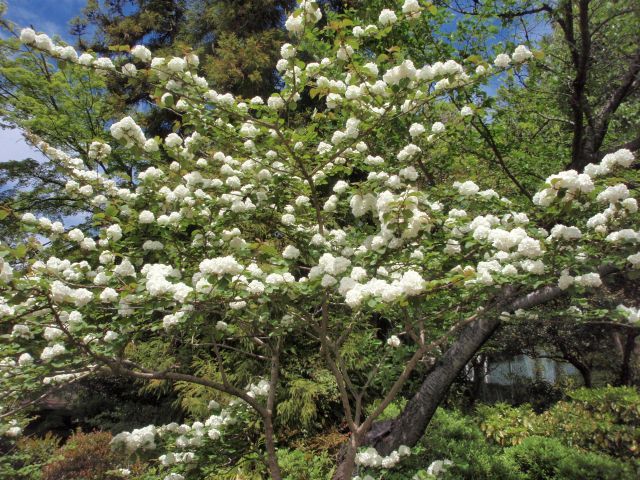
[4,0,84,41]
[1,1,85,164]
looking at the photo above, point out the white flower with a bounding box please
[379,9,398,26]
[144,138,159,152]
[285,14,304,34]
[512,45,533,63]
[106,224,123,241]
[402,0,421,15]
[427,459,453,476]
[100,287,119,303]
[165,132,183,148]
[387,335,401,347]
[409,123,425,137]
[68,228,84,242]
[618,305,639,323]
[431,122,445,133]
[41,344,66,362]
[34,33,53,51]
[104,331,119,342]
[268,96,285,110]
[5,426,22,438]
[114,258,136,277]
[138,210,155,224]
[281,213,296,225]
[19,28,36,44]
[44,327,64,342]
[94,57,115,70]
[21,212,37,224]
[88,141,112,160]
[460,106,473,116]
[280,43,296,59]
[110,116,145,148]
[131,45,152,62]
[494,53,511,68]
[282,245,300,259]
[558,271,574,290]
[575,272,602,288]
[18,353,33,366]
[456,180,480,196]
[597,184,629,204]
[167,57,186,72]
[333,180,349,194]
[247,280,265,295]
[199,256,243,277]
[11,324,33,339]
[122,63,137,77]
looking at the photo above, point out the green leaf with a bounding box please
[13,244,27,258]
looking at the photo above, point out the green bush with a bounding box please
[477,402,537,446]
[0,432,60,480]
[278,448,333,480]
[423,410,524,480]
[478,386,640,458]
[505,436,635,480]
[539,386,640,458]
[384,405,638,480]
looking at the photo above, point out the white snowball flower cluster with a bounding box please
[40,344,66,362]
[199,256,243,277]
[282,245,301,260]
[378,9,398,26]
[246,379,270,398]
[285,0,322,34]
[110,116,146,148]
[454,180,480,196]
[342,270,425,309]
[387,335,401,347]
[88,141,112,161]
[427,459,454,477]
[50,280,94,307]
[111,425,157,454]
[558,271,602,290]
[356,445,411,469]
[494,53,511,68]
[511,45,533,63]
[534,149,634,206]
[618,305,639,323]
[131,44,152,62]
[402,0,421,15]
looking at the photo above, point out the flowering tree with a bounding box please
[1,1,639,478]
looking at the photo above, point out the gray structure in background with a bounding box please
[464,353,584,403]
[484,354,580,385]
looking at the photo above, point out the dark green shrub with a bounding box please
[0,432,60,480]
[478,387,640,459]
[278,448,333,479]
[540,386,640,458]
[477,402,536,446]
[418,409,525,480]
[505,436,636,480]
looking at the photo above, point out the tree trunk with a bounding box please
[556,339,592,388]
[468,354,487,405]
[331,434,360,480]
[576,363,592,388]
[364,315,501,455]
[264,415,282,480]
[618,331,639,386]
